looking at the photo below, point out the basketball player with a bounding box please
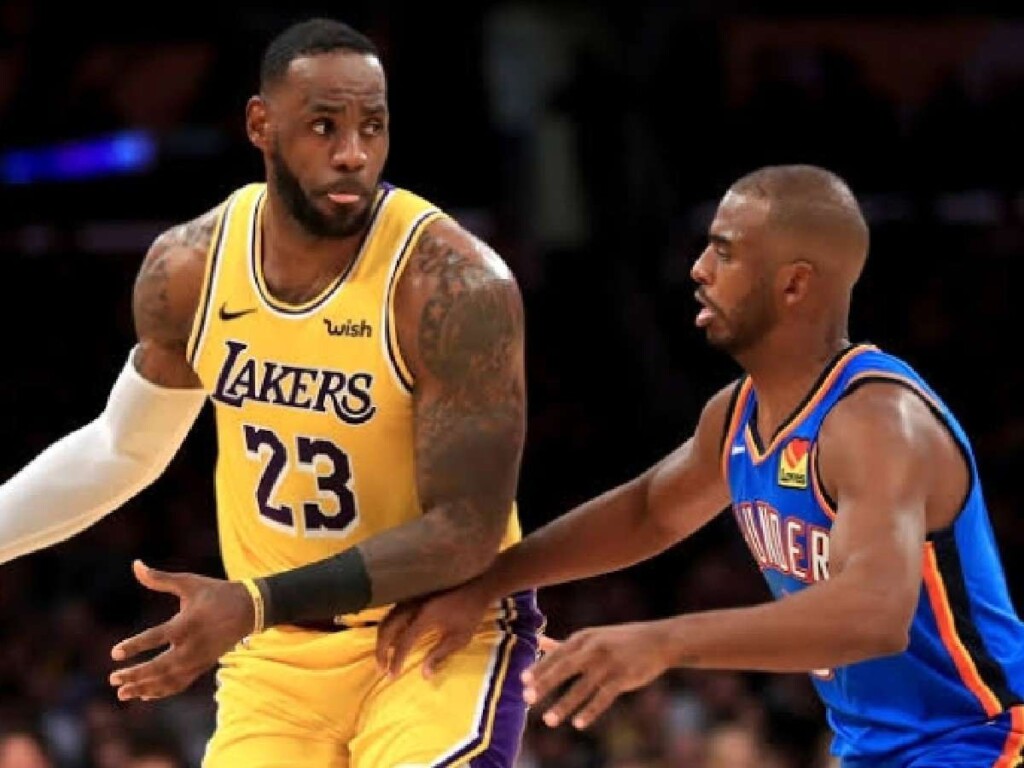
[0,17,541,768]
[375,165,1024,766]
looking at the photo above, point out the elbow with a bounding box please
[638,474,679,539]
[860,623,910,658]
[445,521,506,585]
[848,590,913,659]
[460,532,503,581]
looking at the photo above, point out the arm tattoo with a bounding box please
[415,230,524,493]
[132,211,216,385]
[358,229,526,605]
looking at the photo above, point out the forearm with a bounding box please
[256,500,506,626]
[658,575,909,672]
[482,474,679,599]
[0,352,205,564]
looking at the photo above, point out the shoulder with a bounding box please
[818,379,953,491]
[824,380,940,447]
[403,216,517,294]
[393,216,524,382]
[695,378,747,454]
[133,202,226,347]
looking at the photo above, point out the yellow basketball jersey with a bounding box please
[187,182,523,624]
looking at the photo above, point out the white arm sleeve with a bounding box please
[0,348,207,564]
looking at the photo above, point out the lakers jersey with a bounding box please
[722,344,1024,764]
[186,182,523,625]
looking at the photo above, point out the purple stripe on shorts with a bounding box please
[467,631,538,768]
[432,595,542,768]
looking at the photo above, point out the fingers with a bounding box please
[375,607,415,672]
[111,621,174,662]
[109,648,199,702]
[537,671,606,728]
[132,559,189,598]
[521,636,617,730]
[522,640,582,706]
[566,683,618,729]
[386,612,429,678]
[538,634,562,654]
[422,630,470,679]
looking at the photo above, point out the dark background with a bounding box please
[2,2,1023,766]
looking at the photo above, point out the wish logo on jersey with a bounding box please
[778,437,811,489]
[212,339,377,424]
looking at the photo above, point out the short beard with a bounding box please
[269,145,370,238]
[707,285,776,357]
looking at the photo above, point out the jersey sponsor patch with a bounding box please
[778,437,810,489]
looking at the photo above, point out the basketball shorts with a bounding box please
[201,592,543,768]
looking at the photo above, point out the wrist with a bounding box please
[655,616,692,669]
[239,577,265,634]
[258,548,371,627]
[480,550,523,601]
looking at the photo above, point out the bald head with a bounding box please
[730,164,869,285]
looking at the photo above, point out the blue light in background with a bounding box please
[0,130,157,185]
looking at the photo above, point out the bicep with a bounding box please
[645,385,735,539]
[131,223,210,389]
[822,388,935,596]
[400,223,526,521]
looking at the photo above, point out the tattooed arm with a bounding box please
[108,217,526,701]
[247,217,526,618]
[0,209,214,564]
[131,211,216,387]
[219,217,524,626]
[359,217,526,602]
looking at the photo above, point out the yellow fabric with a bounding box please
[202,625,520,768]
[187,182,522,627]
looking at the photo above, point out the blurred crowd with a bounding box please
[3,2,1024,766]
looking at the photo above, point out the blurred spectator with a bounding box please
[0,722,53,768]
[3,5,1024,767]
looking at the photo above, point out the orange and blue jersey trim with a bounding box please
[743,344,876,465]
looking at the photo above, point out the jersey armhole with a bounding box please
[185,197,234,368]
[719,377,751,485]
[382,209,445,393]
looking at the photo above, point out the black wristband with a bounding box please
[256,548,372,627]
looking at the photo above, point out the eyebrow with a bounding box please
[708,233,732,247]
[306,100,387,115]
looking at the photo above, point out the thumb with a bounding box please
[538,634,562,655]
[375,609,414,672]
[132,559,187,598]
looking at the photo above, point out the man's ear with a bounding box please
[780,260,814,306]
[245,95,269,151]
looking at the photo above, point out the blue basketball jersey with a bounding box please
[721,344,1024,765]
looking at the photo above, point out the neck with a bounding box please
[738,332,851,440]
[261,196,363,304]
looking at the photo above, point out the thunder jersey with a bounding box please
[722,344,1024,764]
[186,182,524,626]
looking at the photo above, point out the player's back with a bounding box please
[722,344,1024,765]
[186,182,524,626]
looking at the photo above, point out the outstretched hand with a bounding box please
[521,622,671,730]
[109,560,254,701]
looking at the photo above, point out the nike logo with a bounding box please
[731,445,746,455]
[219,303,256,321]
